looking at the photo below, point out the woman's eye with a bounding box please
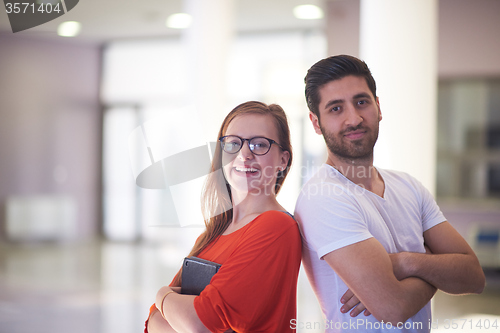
[226,142,240,150]
[253,141,268,148]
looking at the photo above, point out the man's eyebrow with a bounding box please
[353,92,372,99]
[322,92,374,110]
[323,98,344,110]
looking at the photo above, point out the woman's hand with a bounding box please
[156,286,177,314]
[153,286,209,333]
[147,308,177,332]
[148,287,180,333]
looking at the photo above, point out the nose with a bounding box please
[345,103,363,128]
[237,140,254,160]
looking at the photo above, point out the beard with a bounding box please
[320,122,379,161]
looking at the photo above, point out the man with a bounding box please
[294,55,485,332]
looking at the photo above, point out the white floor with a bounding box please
[1,238,499,333]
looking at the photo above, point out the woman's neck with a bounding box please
[224,191,283,234]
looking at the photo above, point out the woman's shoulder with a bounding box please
[247,210,299,235]
[257,209,295,221]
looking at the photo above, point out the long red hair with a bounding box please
[171,101,293,286]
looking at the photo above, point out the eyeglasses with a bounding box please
[219,135,285,156]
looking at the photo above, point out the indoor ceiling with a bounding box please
[0,0,325,45]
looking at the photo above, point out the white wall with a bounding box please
[438,0,500,77]
[325,0,500,78]
[0,0,499,241]
[0,35,102,241]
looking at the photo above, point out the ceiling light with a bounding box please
[293,5,324,20]
[166,13,192,29]
[57,21,81,37]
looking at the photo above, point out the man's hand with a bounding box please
[340,289,371,317]
[388,252,411,280]
[340,245,435,317]
[390,222,485,295]
[324,238,436,324]
[389,246,434,281]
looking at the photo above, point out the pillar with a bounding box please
[359,0,438,193]
[183,0,235,140]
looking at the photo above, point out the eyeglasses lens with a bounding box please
[221,136,272,155]
[222,137,242,154]
[249,138,271,155]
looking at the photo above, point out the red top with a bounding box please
[146,210,302,333]
[193,210,302,332]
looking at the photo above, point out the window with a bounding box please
[437,78,500,199]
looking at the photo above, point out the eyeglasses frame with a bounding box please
[219,135,286,156]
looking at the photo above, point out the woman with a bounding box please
[145,101,302,332]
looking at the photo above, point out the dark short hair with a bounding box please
[304,55,377,118]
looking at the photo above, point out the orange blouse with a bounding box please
[148,210,302,333]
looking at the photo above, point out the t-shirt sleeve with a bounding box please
[193,211,302,332]
[411,178,447,231]
[295,183,373,259]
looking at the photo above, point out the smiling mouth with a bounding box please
[344,130,366,139]
[234,166,259,174]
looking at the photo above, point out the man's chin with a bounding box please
[327,146,374,161]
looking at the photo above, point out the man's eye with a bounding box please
[331,106,340,112]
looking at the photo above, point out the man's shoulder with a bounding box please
[295,164,376,218]
[301,163,336,183]
[378,168,425,192]
[378,167,411,179]
[298,164,352,197]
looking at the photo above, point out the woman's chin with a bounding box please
[230,183,276,198]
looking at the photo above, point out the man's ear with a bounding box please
[376,97,382,121]
[309,112,323,135]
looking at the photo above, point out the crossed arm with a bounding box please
[391,221,485,294]
[326,221,485,324]
[147,286,210,333]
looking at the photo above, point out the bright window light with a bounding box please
[57,21,81,37]
[293,5,324,20]
[166,13,192,29]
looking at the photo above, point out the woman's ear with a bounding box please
[279,150,290,173]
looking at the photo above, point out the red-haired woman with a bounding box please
[145,101,302,333]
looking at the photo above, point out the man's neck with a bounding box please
[326,153,384,197]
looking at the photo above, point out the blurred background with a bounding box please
[0,0,499,332]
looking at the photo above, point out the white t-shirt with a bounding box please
[294,164,446,332]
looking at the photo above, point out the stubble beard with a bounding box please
[320,122,379,162]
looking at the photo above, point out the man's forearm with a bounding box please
[365,275,436,324]
[392,252,485,294]
[326,238,438,325]
[390,275,436,321]
[341,274,437,319]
